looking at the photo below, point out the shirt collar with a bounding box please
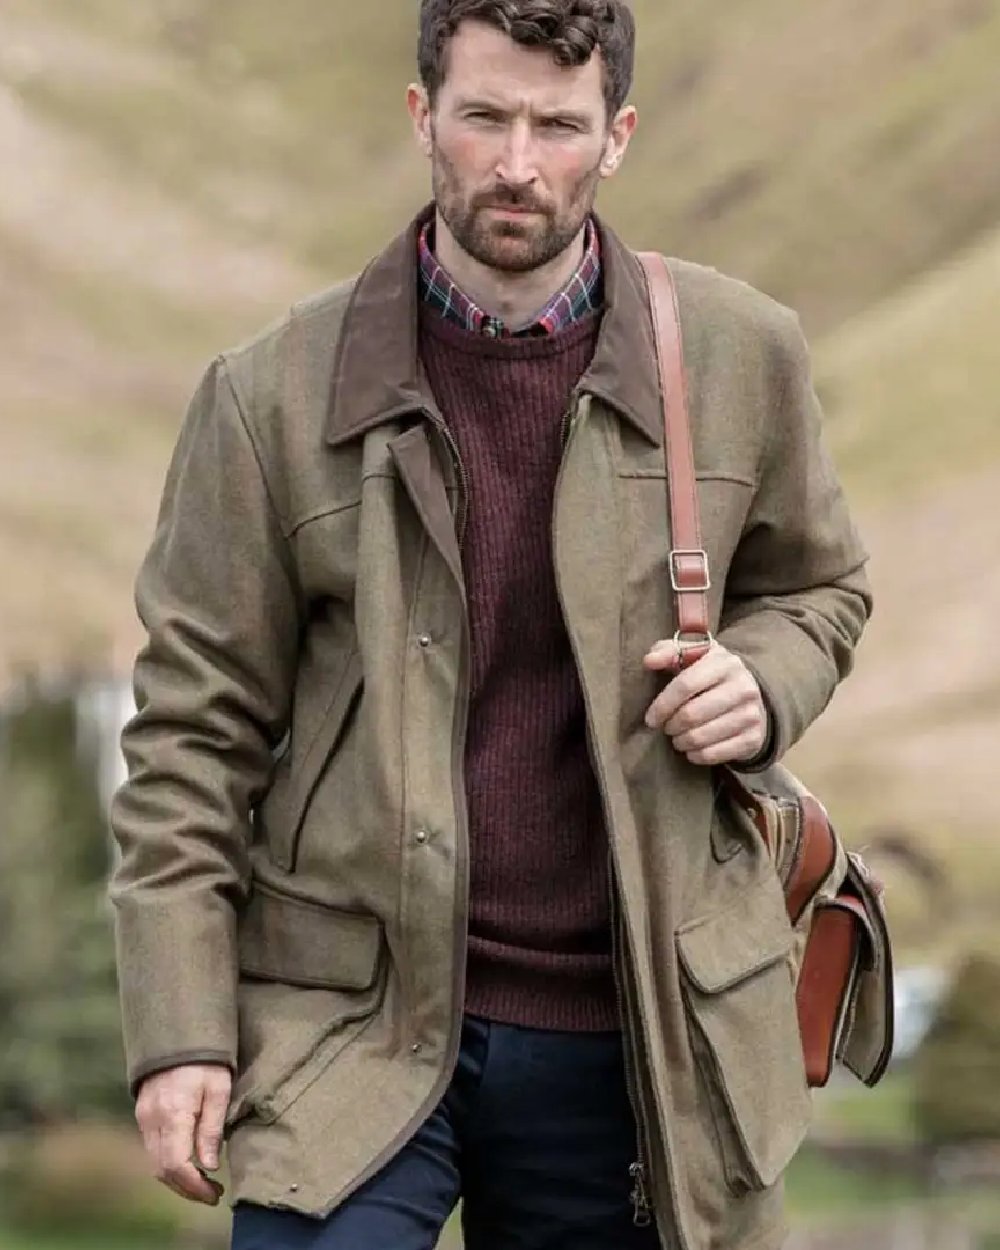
[418,216,602,337]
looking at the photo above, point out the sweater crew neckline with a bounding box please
[419,299,602,362]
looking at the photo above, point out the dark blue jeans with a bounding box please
[232,1015,661,1249]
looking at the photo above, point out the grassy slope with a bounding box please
[1,1,999,942]
[787,224,1000,959]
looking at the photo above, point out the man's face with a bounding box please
[411,21,631,273]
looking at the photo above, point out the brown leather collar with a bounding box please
[326,204,662,447]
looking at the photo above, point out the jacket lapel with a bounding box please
[389,423,464,592]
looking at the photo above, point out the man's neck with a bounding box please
[433,210,586,331]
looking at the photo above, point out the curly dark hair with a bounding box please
[418,0,636,117]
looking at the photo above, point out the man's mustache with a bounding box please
[474,188,550,214]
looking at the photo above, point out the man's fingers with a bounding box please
[154,1111,219,1204]
[195,1073,232,1173]
[685,732,762,768]
[153,1126,221,1205]
[644,647,731,729]
[163,1160,224,1205]
[671,709,757,755]
[661,685,742,739]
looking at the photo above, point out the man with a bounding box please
[110,2,872,1248]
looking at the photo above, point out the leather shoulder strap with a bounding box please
[635,252,712,665]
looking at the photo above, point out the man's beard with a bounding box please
[432,145,601,274]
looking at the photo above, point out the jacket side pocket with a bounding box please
[677,874,812,1194]
[263,650,363,872]
[225,884,386,1130]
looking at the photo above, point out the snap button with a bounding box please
[418,634,433,649]
[411,1042,423,1055]
[289,1183,299,1193]
[415,829,429,845]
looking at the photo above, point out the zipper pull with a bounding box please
[629,1160,653,1228]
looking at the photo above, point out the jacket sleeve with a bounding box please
[717,311,872,770]
[109,356,302,1095]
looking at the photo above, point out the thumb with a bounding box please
[195,1073,231,1173]
[643,639,683,672]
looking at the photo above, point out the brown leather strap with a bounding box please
[636,252,874,1090]
[636,252,712,666]
[786,795,838,924]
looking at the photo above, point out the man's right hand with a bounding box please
[135,1063,232,1205]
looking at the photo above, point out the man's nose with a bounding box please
[495,119,538,186]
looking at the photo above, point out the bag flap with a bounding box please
[238,883,383,991]
[678,874,794,995]
[837,854,895,1086]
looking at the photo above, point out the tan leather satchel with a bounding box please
[636,252,894,1089]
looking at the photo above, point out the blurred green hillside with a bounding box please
[1,0,999,944]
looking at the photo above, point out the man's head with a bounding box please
[408,1,637,274]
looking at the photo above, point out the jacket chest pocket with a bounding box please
[256,650,364,873]
[677,873,812,1194]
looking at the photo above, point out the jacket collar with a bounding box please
[326,204,662,447]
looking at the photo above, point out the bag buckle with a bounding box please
[670,549,711,593]
[673,629,715,663]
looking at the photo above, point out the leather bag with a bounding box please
[636,251,895,1089]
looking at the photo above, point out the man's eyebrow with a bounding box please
[454,97,509,112]
[535,108,593,126]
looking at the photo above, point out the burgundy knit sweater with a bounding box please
[418,304,619,1032]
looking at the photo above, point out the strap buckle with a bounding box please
[670,549,711,593]
[674,629,714,651]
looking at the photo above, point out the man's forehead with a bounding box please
[442,20,604,108]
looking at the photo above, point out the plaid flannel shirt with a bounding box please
[418,218,602,337]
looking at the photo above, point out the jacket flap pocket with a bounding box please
[677,875,810,1193]
[678,875,794,995]
[238,884,383,990]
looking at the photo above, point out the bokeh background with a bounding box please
[2,1,1000,1247]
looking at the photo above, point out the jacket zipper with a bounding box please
[557,396,656,1233]
[609,858,654,1228]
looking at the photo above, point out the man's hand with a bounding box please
[643,640,768,766]
[135,1063,232,1205]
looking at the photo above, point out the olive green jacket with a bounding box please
[110,210,872,1250]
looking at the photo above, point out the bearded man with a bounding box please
[110,2,872,1247]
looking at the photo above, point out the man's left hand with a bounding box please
[643,640,768,766]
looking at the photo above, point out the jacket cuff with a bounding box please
[129,1052,234,1100]
[717,610,840,768]
[729,688,777,775]
[111,891,239,1096]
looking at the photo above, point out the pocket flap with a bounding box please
[678,875,794,995]
[238,884,383,991]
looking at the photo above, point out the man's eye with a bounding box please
[540,118,578,132]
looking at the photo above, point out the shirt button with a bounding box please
[417,633,432,649]
[415,829,429,845]
[411,1042,423,1055]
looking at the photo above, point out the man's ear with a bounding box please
[407,84,434,159]
[600,104,638,179]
